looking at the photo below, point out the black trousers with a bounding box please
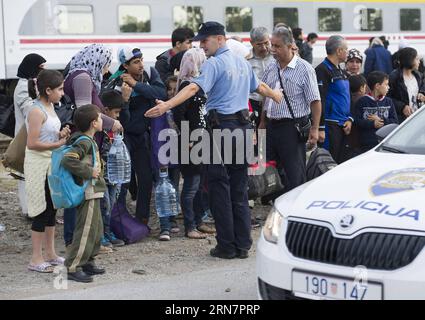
[207,119,252,254]
[325,121,352,164]
[120,133,153,223]
[32,179,57,232]
[266,120,307,193]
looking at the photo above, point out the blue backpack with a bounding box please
[48,136,96,209]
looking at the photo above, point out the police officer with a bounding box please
[145,22,282,259]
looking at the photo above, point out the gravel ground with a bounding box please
[0,163,271,300]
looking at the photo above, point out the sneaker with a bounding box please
[82,264,106,276]
[251,218,261,229]
[201,211,215,224]
[170,221,180,233]
[101,236,113,248]
[67,270,93,283]
[159,230,170,241]
[106,232,125,247]
[98,245,113,254]
[197,223,216,234]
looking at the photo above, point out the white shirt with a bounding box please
[404,74,419,111]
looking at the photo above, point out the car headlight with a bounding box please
[263,207,284,244]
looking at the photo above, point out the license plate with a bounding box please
[292,270,383,300]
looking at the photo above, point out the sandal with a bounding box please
[186,230,207,239]
[46,256,65,266]
[28,262,54,273]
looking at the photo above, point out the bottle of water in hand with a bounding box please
[107,134,131,184]
[155,168,178,218]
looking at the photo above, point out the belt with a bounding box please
[269,115,310,125]
[216,113,240,121]
[269,118,294,125]
[208,110,249,121]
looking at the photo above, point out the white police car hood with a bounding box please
[275,151,425,235]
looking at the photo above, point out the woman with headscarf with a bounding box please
[63,44,121,250]
[64,43,121,133]
[13,53,46,218]
[345,49,363,76]
[171,48,215,239]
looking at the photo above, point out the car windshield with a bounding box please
[378,109,425,155]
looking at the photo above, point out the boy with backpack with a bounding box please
[62,104,107,283]
[98,88,132,248]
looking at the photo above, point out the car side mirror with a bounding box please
[376,123,399,142]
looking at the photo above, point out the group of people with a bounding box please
[9,20,425,283]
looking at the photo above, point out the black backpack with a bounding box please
[0,94,15,137]
[306,148,337,181]
[54,94,76,127]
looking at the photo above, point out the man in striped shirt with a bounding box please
[259,26,322,193]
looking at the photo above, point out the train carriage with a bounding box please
[0,0,424,83]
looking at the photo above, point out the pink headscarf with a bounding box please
[177,48,206,89]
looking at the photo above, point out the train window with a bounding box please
[318,8,342,31]
[225,7,253,32]
[273,8,299,29]
[173,6,203,30]
[360,8,383,31]
[54,5,94,34]
[119,5,151,33]
[400,9,421,31]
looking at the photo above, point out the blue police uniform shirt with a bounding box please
[192,46,260,115]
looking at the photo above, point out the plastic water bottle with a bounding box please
[155,168,178,218]
[107,134,131,184]
[166,110,180,135]
[0,223,5,232]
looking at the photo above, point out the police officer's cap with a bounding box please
[192,22,226,41]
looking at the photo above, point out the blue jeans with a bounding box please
[100,184,120,235]
[181,174,203,232]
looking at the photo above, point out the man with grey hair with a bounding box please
[315,35,352,163]
[260,26,321,195]
[248,26,274,127]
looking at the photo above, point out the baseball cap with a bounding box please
[118,46,143,65]
[346,49,363,63]
[192,21,226,41]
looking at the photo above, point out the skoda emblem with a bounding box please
[340,215,355,229]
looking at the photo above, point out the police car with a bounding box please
[257,106,425,300]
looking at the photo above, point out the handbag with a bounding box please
[1,125,27,175]
[277,68,312,143]
[110,202,150,244]
[248,161,284,200]
[0,95,15,137]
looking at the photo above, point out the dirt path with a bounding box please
[0,163,270,299]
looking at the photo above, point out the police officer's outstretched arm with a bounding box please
[145,83,200,118]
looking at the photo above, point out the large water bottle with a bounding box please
[155,168,178,218]
[107,134,131,184]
